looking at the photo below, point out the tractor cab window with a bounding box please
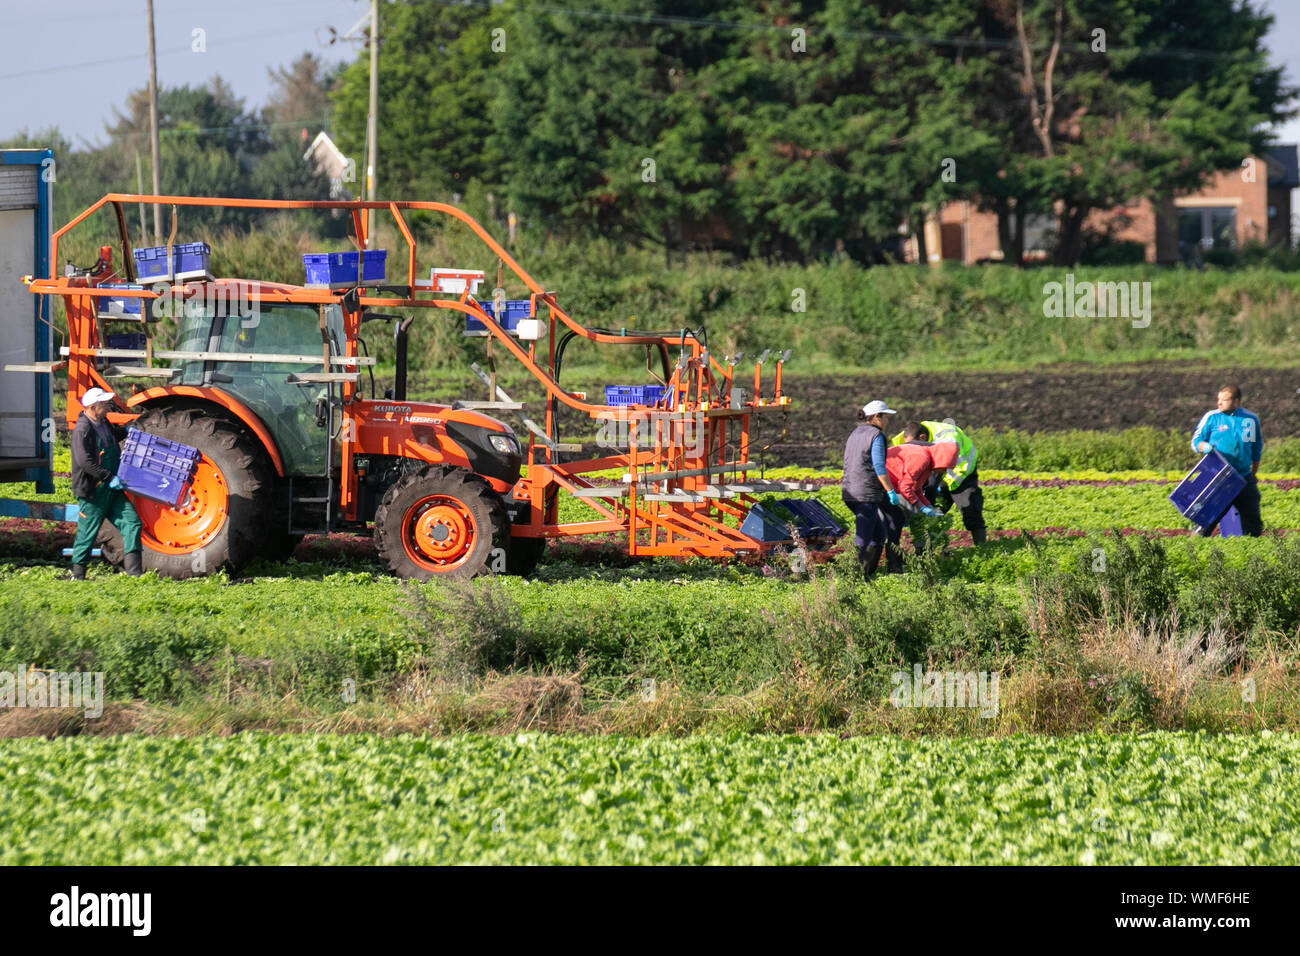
[171,298,334,477]
[217,303,331,476]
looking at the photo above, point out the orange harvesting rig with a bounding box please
[4,193,837,579]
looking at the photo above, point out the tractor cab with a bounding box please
[170,283,339,477]
[159,278,525,570]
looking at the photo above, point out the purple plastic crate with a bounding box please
[604,384,668,406]
[465,299,530,336]
[303,250,387,288]
[116,428,201,508]
[1169,451,1246,529]
[134,242,210,279]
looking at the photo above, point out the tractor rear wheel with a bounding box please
[97,406,273,578]
[374,466,509,581]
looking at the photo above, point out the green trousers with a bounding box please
[71,484,142,565]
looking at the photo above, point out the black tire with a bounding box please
[373,465,509,581]
[97,406,273,578]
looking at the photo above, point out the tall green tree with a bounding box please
[971,0,1293,264]
[332,0,506,201]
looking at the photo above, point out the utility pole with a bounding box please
[146,0,161,242]
[364,0,378,241]
[136,152,147,238]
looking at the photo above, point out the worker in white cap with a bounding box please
[841,400,905,580]
[69,388,143,579]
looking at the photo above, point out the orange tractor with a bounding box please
[16,194,825,579]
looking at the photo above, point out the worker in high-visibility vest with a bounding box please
[892,419,987,544]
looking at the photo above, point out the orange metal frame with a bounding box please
[28,193,795,558]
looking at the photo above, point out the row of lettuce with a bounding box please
[2,532,1298,735]
[3,732,1296,865]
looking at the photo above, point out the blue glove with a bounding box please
[108,475,124,490]
[1196,442,1212,455]
[920,505,938,517]
[887,491,901,507]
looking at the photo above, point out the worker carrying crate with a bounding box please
[1179,384,1263,536]
[69,388,143,579]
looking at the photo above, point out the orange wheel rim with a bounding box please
[402,495,477,571]
[131,455,229,554]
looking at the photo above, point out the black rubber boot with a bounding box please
[860,545,883,582]
[123,551,144,577]
[70,563,86,581]
[884,544,906,574]
[970,526,987,545]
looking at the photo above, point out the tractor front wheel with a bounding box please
[374,466,509,581]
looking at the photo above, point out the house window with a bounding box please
[1178,207,1236,252]
[1022,214,1056,254]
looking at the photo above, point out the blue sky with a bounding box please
[2,1,1298,151]
[0,0,364,146]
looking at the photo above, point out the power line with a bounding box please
[156,118,332,137]
[0,15,345,82]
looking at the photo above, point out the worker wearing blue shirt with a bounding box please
[1190,384,1263,536]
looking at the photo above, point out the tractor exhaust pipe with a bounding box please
[393,315,414,401]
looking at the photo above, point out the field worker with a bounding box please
[885,434,959,559]
[894,418,987,544]
[70,388,143,579]
[1190,384,1263,536]
[886,438,959,513]
[842,400,904,580]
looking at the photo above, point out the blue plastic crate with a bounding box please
[106,332,146,350]
[99,282,143,315]
[739,503,792,543]
[775,498,846,539]
[1169,451,1246,529]
[1219,506,1244,537]
[134,242,211,279]
[116,428,201,508]
[740,498,847,544]
[465,299,530,335]
[303,250,387,288]
[604,384,668,406]
[96,332,147,368]
[103,332,147,368]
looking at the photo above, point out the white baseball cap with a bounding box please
[81,387,117,406]
[862,400,898,416]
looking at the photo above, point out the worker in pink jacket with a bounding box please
[886,440,960,509]
[880,440,959,569]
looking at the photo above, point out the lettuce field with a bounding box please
[3,455,1299,865]
[2,731,1297,865]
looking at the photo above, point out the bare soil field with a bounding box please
[753,363,1300,467]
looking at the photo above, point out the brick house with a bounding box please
[912,144,1299,265]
